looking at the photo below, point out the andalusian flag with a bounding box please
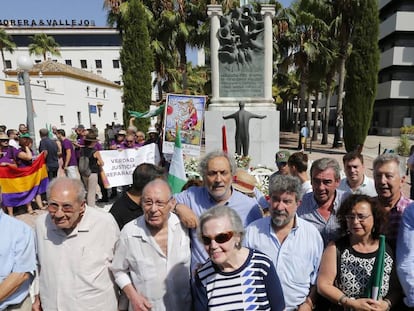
[0,153,49,206]
[168,126,187,193]
[364,235,386,300]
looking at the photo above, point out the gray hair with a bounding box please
[46,177,86,203]
[198,150,237,178]
[268,174,303,201]
[198,205,244,244]
[373,153,405,176]
[310,157,341,180]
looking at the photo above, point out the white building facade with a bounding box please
[1,60,123,140]
[0,25,124,138]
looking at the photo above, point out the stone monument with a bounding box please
[205,4,279,168]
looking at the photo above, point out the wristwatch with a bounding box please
[338,294,348,306]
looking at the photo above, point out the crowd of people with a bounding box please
[1,126,414,310]
[0,121,162,215]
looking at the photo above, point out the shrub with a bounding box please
[397,135,410,156]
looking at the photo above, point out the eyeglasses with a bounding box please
[201,231,234,245]
[0,140,8,142]
[47,203,75,213]
[142,197,172,209]
[345,214,372,222]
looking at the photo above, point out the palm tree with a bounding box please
[330,0,359,147]
[0,29,16,72]
[28,33,61,60]
[291,0,328,134]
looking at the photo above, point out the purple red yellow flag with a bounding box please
[0,152,49,207]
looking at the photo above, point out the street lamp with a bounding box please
[17,55,36,153]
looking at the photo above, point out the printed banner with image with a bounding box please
[100,144,160,187]
[162,94,207,157]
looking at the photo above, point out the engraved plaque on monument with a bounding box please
[218,7,265,98]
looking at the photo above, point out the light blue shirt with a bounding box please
[297,190,349,246]
[175,186,262,273]
[338,175,377,197]
[244,216,323,310]
[397,203,414,307]
[0,210,36,310]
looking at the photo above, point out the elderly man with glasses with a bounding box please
[111,179,192,311]
[33,177,120,311]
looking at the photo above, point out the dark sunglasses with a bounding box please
[201,231,234,245]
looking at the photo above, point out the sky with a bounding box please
[0,0,294,27]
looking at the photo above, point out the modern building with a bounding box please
[1,26,123,84]
[1,60,123,141]
[375,0,414,135]
[0,25,124,138]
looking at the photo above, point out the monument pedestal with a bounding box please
[205,108,279,169]
[205,4,278,169]
[208,98,275,111]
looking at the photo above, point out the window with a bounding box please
[95,59,102,69]
[86,86,90,96]
[60,115,64,123]
[103,90,107,98]
[95,88,99,97]
[5,60,11,69]
[80,60,87,69]
[65,59,72,66]
[77,112,81,125]
[114,112,117,120]
[112,59,120,68]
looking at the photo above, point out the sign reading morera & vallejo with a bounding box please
[0,19,96,27]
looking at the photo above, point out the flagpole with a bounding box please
[222,125,228,154]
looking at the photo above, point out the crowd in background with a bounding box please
[0,120,163,215]
[1,124,414,310]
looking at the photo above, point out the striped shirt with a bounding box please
[193,249,285,311]
[385,194,412,250]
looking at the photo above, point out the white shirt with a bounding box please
[8,139,19,149]
[338,175,377,197]
[111,213,192,311]
[301,180,313,197]
[34,206,120,311]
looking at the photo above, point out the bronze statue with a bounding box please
[223,101,266,156]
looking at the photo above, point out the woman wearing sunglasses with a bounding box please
[193,205,285,311]
[317,194,402,310]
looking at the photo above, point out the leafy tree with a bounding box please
[28,33,61,60]
[120,0,153,130]
[0,29,16,73]
[343,0,379,152]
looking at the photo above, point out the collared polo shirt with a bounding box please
[297,189,348,246]
[338,175,377,197]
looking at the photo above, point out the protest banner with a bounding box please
[100,143,160,187]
